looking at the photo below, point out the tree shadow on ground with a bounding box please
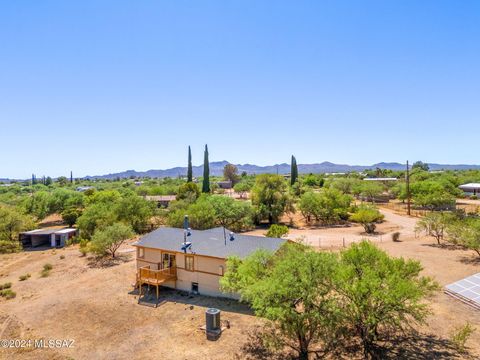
[234,329,294,360]
[236,330,474,360]
[458,255,480,265]
[87,253,132,268]
[421,243,466,251]
[370,333,474,360]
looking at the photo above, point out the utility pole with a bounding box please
[406,160,411,216]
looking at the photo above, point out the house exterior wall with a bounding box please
[136,246,235,298]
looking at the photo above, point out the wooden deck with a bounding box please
[137,265,177,306]
[137,265,177,286]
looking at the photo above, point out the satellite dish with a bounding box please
[181,242,192,253]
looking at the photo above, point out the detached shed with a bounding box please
[145,195,176,208]
[19,227,78,248]
[216,181,232,189]
[459,183,480,196]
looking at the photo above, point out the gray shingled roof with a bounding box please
[135,227,288,259]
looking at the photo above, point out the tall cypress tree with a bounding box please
[187,146,193,182]
[202,144,210,193]
[70,171,73,183]
[291,155,298,185]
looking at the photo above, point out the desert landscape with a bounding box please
[2,204,480,360]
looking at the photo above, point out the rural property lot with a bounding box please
[1,208,480,359]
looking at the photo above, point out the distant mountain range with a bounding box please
[81,161,480,180]
[2,162,480,182]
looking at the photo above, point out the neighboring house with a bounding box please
[363,177,398,182]
[76,186,94,192]
[459,183,480,197]
[216,180,232,189]
[145,195,177,208]
[134,227,288,300]
[19,227,78,248]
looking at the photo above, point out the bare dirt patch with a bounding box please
[0,244,259,360]
[1,208,480,359]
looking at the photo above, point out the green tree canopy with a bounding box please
[221,243,341,359]
[89,223,134,258]
[299,189,352,224]
[0,206,35,242]
[61,207,82,228]
[265,224,289,238]
[115,195,155,233]
[76,203,117,239]
[177,182,200,202]
[415,212,454,244]
[208,195,253,232]
[251,174,292,224]
[349,205,384,233]
[223,164,239,185]
[335,241,438,357]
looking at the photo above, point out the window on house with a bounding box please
[185,255,194,271]
[138,247,144,258]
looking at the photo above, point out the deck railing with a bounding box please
[137,265,177,285]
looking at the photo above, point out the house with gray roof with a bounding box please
[134,226,288,299]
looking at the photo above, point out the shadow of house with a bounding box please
[131,287,254,316]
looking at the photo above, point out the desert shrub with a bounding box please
[450,322,476,353]
[265,224,289,238]
[349,205,384,233]
[391,232,401,242]
[41,263,53,277]
[471,195,478,200]
[0,289,16,299]
[61,207,82,227]
[0,240,21,254]
[19,274,31,281]
[59,255,65,259]
[66,236,79,246]
[415,212,454,245]
[79,238,89,256]
[0,282,12,290]
[176,182,200,202]
[447,218,480,256]
[0,205,35,248]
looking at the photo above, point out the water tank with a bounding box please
[205,308,221,332]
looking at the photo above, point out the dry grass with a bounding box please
[0,208,480,359]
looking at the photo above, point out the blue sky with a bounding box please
[1,1,479,178]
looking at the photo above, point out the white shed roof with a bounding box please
[363,177,398,181]
[459,183,480,190]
